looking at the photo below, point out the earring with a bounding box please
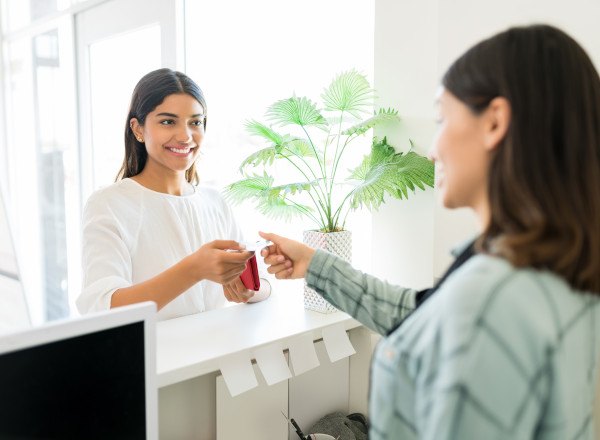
[137,137,143,142]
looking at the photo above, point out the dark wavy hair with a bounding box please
[443,24,600,293]
[116,68,207,184]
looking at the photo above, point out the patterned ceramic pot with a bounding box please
[302,230,352,313]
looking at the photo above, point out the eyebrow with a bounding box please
[155,112,204,118]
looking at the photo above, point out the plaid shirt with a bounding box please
[306,249,600,439]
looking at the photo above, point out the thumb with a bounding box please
[258,231,281,244]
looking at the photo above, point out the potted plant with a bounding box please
[225,70,434,312]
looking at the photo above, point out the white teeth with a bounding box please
[168,147,191,154]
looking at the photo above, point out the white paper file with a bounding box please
[321,324,356,363]
[219,351,258,397]
[287,332,320,376]
[253,342,292,385]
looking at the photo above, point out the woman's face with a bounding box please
[133,93,205,176]
[429,89,492,215]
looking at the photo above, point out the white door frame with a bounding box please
[75,0,185,201]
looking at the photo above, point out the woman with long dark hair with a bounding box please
[260,25,600,438]
[78,69,268,320]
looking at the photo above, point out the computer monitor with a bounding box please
[0,302,157,440]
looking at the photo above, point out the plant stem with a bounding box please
[282,145,329,207]
[331,132,357,187]
[283,196,322,226]
[279,151,327,228]
[322,112,345,230]
[331,186,355,228]
[300,126,330,210]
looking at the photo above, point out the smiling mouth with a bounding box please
[165,146,196,155]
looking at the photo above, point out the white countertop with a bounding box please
[156,281,360,387]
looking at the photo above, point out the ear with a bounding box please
[130,118,143,142]
[482,97,511,151]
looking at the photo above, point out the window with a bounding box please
[3,17,78,324]
[185,0,374,270]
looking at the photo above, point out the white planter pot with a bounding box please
[302,230,352,313]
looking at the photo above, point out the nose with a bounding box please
[428,131,440,163]
[427,143,438,163]
[175,125,193,144]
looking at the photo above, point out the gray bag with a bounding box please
[308,412,368,440]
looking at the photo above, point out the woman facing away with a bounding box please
[77,68,269,321]
[260,25,600,439]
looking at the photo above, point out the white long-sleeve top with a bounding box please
[77,178,246,321]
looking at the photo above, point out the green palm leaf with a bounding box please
[283,138,319,158]
[245,120,292,153]
[239,138,318,172]
[321,70,374,118]
[347,137,434,210]
[256,197,312,221]
[223,174,274,204]
[239,147,279,171]
[342,108,400,136]
[266,96,328,129]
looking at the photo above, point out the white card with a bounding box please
[287,332,320,376]
[321,324,356,363]
[219,352,258,397]
[253,342,292,385]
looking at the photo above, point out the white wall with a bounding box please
[374,0,600,286]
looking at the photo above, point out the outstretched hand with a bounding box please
[191,240,254,285]
[258,231,315,279]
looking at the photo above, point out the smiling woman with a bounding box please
[129,93,205,194]
[77,69,271,321]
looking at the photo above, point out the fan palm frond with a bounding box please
[266,96,328,129]
[347,137,434,210]
[223,174,274,204]
[239,147,279,171]
[342,108,400,136]
[283,138,319,158]
[239,138,319,172]
[321,70,374,118]
[245,120,292,152]
[256,196,313,221]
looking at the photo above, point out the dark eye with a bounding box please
[160,119,175,125]
[191,116,205,126]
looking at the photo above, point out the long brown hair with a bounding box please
[116,68,207,184]
[443,24,600,293]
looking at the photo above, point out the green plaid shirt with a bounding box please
[306,249,600,439]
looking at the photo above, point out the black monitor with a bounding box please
[0,302,157,439]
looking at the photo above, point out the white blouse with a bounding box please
[77,178,250,320]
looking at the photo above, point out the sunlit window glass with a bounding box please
[185,0,374,270]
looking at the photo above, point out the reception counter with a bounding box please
[156,280,376,439]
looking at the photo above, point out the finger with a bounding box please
[259,231,285,249]
[230,277,247,295]
[223,265,248,283]
[222,250,255,264]
[263,254,286,266]
[223,285,233,302]
[275,267,294,280]
[212,240,246,251]
[267,260,292,275]
[258,231,277,242]
[230,287,250,303]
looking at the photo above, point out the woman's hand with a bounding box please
[189,240,254,284]
[223,277,255,303]
[258,231,315,279]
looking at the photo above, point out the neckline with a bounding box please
[123,178,197,198]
